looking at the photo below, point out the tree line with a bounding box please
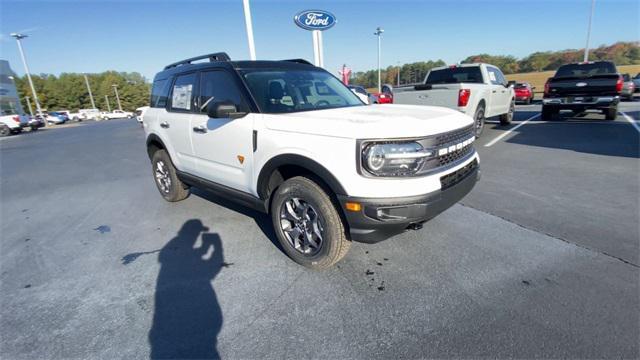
[13,71,150,113]
[351,41,639,88]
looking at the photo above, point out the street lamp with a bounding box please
[583,0,596,62]
[105,95,111,113]
[24,96,34,117]
[397,61,401,86]
[112,84,122,111]
[374,27,384,93]
[10,32,45,126]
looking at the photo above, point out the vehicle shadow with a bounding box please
[147,219,224,359]
[190,188,284,253]
[505,111,640,158]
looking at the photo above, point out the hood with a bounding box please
[263,104,473,139]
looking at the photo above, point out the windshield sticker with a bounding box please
[172,84,192,110]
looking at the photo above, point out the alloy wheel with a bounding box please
[155,160,172,194]
[280,198,324,255]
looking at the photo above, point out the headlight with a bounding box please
[362,142,433,176]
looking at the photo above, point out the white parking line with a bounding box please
[620,112,640,134]
[484,113,540,147]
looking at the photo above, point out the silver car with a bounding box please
[621,74,635,101]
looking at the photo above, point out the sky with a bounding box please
[0,0,638,80]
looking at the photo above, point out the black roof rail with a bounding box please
[282,59,313,66]
[164,52,231,70]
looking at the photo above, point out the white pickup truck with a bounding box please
[101,109,134,120]
[393,63,515,137]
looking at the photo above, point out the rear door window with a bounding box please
[169,73,197,112]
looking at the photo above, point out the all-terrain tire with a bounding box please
[0,125,10,137]
[500,101,514,125]
[605,106,618,121]
[151,149,190,202]
[270,176,351,270]
[473,104,486,137]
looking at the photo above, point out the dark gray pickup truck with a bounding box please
[542,61,623,120]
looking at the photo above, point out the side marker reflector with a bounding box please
[345,202,362,212]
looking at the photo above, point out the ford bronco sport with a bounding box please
[144,53,480,269]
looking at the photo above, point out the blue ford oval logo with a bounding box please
[294,10,337,31]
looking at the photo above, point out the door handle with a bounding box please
[160,121,169,129]
[492,90,497,93]
[193,125,207,133]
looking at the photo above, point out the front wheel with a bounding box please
[271,176,351,269]
[500,101,514,125]
[151,149,190,202]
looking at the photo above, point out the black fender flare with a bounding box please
[145,133,167,159]
[256,154,347,200]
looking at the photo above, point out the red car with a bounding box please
[514,82,535,104]
[372,84,394,104]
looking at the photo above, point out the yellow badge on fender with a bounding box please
[237,155,245,164]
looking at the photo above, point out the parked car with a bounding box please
[44,111,67,125]
[78,108,101,120]
[393,63,515,137]
[58,110,83,121]
[101,109,134,120]
[633,73,640,93]
[514,82,535,104]
[135,106,149,123]
[348,85,370,104]
[542,61,622,120]
[371,84,394,104]
[28,116,44,130]
[144,53,480,269]
[0,110,29,136]
[621,74,635,100]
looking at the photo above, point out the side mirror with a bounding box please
[507,81,516,88]
[207,101,246,119]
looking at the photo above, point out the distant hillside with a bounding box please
[351,41,640,89]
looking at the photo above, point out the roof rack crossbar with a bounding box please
[164,52,231,70]
[282,59,313,66]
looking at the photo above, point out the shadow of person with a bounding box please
[149,219,224,359]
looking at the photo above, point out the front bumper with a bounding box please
[542,96,619,108]
[338,159,479,243]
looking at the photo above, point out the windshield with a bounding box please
[425,67,483,85]
[242,69,363,113]
[555,62,617,78]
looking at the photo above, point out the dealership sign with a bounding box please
[294,10,337,31]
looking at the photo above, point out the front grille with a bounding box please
[435,125,474,146]
[440,159,478,190]
[438,144,474,166]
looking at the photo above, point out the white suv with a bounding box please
[144,53,480,269]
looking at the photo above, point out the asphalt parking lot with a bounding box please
[1,102,639,358]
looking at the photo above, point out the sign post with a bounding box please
[294,10,336,68]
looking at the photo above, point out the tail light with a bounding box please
[615,76,623,93]
[458,89,471,107]
[12,116,20,123]
[544,80,550,97]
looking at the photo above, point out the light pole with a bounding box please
[84,74,96,109]
[105,95,111,112]
[112,84,122,111]
[374,27,384,93]
[10,32,45,126]
[583,0,596,62]
[397,61,401,86]
[242,0,257,60]
[24,96,34,116]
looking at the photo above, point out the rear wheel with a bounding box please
[151,149,190,202]
[271,176,350,270]
[473,104,486,137]
[605,106,618,121]
[0,125,10,137]
[500,101,515,125]
[541,105,557,121]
